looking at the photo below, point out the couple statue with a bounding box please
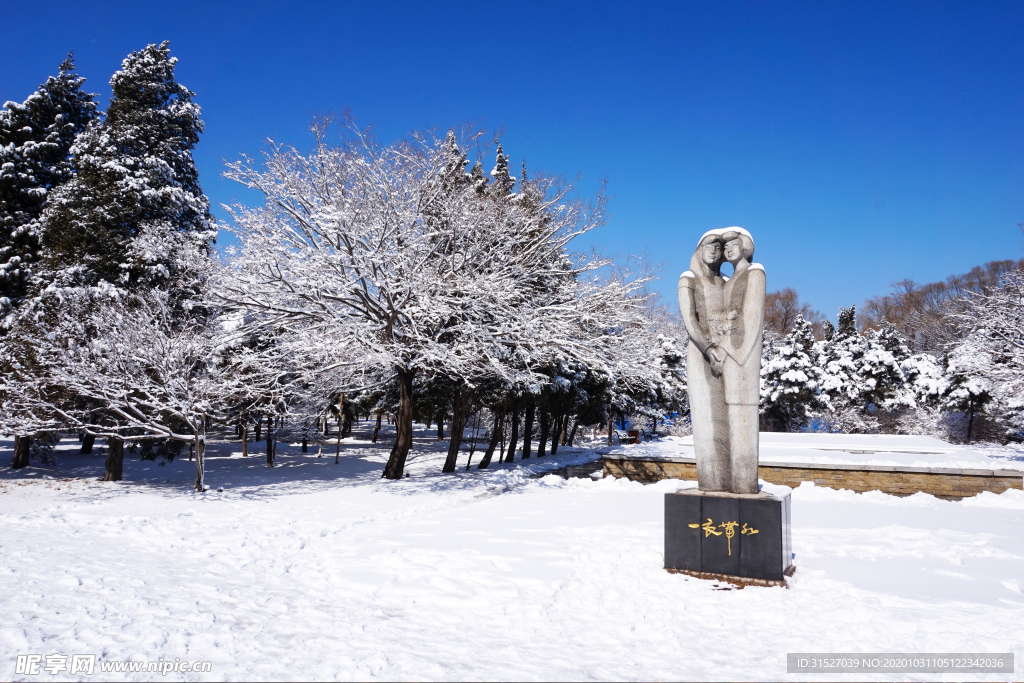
[678,227,765,495]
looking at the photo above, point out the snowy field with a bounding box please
[2,427,1023,682]
[627,433,1024,472]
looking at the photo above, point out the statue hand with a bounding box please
[706,345,726,375]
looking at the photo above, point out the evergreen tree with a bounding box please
[858,323,915,412]
[0,55,97,312]
[874,321,911,363]
[816,305,864,410]
[489,143,514,196]
[39,41,212,298]
[942,359,992,444]
[901,351,947,407]
[469,159,488,194]
[760,315,826,431]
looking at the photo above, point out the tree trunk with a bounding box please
[335,414,342,464]
[255,418,262,442]
[504,409,520,463]
[194,421,206,492]
[101,436,124,481]
[266,413,274,467]
[302,436,308,453]
[11,435,30,469]
[80,434,95,454]
[567,417,579,446]
[382,369,415,479]
[967,397,975,444]
[241,414,249,457]
[442,386,471,473]
[607,406,614,446]
[551,413,561,455]
[466,412,481,470]
[538,410,550,457]
[274,417,280,461]
[372,410,383,443]
[477,407,505,469]
[522,403,534,459]
[436,409,445,441]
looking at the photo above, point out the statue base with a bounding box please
[665,566,796,589]
[665,488,793,583]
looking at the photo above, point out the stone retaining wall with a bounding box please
[602,454,1023,499]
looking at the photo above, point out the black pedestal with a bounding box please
[665,489,792,584]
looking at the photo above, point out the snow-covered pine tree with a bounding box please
[814,305,871,430]
[39,41,212,302]
[858,322,915,414]
[5,44,217,481]
[900,351,946,407]
[760,314,826,431]
[0,56,99,463]
[0,55,97,315]
[894,326,947,435]
[817,306,862,403]
[942,344,993,444]
[489,143,514,196]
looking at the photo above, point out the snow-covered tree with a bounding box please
[944,270,1024,440]
[813,305,918,431]
[219,118,648,478]
[0,55,98,319]
[816,305,864,417]
[859,323,915,413]
[0,43,220,480]
[942,344,994,443]
[603,303,688,438]
[760,315,826,431]
[39,41,212,296]
[10,285,230,489]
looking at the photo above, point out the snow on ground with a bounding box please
[626,433,1024,471]
[1,426,1023,681]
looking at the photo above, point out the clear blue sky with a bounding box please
[2,1,1022,319]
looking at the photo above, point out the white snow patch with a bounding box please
[1,429,1022,681]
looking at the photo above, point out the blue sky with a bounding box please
[2,1,1022,319]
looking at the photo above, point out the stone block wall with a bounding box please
[602,455,1023,499]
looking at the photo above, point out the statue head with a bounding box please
[721,230,754,267]
[701,238,723,268]
[690,233,724,278]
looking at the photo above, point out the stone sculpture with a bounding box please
[667,231,790,584]
[677,227,765,494]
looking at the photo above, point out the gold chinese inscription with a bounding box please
[689,518,721,537]
[688,518,759,556]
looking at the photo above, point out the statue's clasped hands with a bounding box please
[705,344,727,375]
